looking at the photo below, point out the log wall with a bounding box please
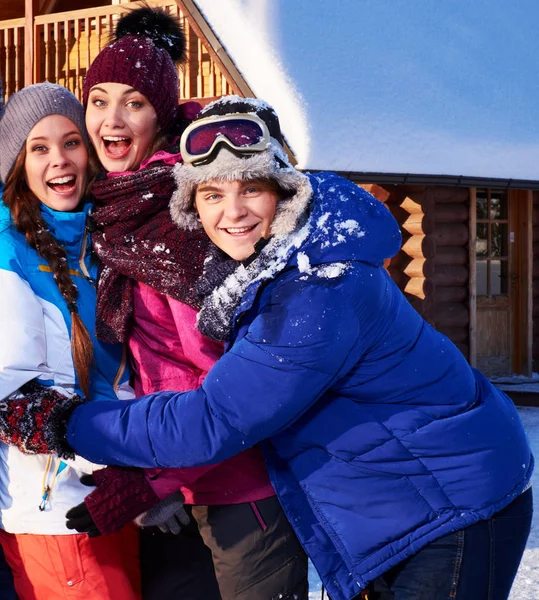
[361,184,470,359]
[430,188,470,359]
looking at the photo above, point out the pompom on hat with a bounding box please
[83,6,186,133]
[0,82,87,183]
[170,96,313,238]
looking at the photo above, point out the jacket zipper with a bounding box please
[78,225,94,285]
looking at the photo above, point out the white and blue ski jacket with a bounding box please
[0,195,132,534]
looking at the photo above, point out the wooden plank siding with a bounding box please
[0,0,235,103]
[362,185,436,324]
[510,190,533,376]
[468,188,477,366]
[430,188,470,359]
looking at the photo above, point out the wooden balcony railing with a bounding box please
[1,0,235,105]
[0,17,25,101]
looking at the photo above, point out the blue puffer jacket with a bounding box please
[68,173,533,600]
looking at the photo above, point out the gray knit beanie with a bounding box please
[0,82,88,183]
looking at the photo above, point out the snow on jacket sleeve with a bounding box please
[67,279,362,468]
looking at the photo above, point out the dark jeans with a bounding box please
[369,487,533,600]
[192,496,308,600]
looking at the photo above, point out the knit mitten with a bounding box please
[0,381,84,459]
[136,490,191,534]
[76,466,161,536]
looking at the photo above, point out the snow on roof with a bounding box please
[194,0,539,180]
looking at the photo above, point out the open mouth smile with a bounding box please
[102,136,133,158]
[47,175,77,194]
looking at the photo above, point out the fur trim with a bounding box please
[197,216,313,341]
[170,143,312,238]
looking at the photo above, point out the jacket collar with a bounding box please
[40,202,92,260]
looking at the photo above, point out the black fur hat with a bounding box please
[170,96,312,237]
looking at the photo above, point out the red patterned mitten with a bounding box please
[0,381,84,458]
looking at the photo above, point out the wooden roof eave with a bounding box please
[331,170,539,191]
[176,0,253,98]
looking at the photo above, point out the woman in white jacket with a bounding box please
[0,83,140,599]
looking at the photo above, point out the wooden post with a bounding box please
[24,0,38,86]
[511,190,533,376]
[469,188,477,367]
[526,191,533,376]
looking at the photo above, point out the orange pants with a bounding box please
[0,525,141,600]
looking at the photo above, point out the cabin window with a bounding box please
[475,189,509,296]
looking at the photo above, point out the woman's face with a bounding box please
[85,82,158,173]
[195,179,278,261]
[24,115,88,212]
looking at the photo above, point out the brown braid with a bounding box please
[3,146,93,398]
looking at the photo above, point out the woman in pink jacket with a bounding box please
[63,7,306,600]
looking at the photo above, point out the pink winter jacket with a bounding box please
[131,281,275,505]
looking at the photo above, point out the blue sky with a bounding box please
[279,1,539,140]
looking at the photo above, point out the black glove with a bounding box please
[66,474,100,537]
[66,468,161,537]
[136,491,190,534]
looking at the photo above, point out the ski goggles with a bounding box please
[180,113,270,165]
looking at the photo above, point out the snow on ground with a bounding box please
[509,407,539,599]
[307,406,539,599]
[493,374,539,394]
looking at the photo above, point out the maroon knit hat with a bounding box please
[83,6,186,133]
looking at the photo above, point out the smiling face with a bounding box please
[85,82,159,173]
[194,179,279,261]
[24,115,88,212]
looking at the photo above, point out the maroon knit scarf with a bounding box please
[91,163,209,343]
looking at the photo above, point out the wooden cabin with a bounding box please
[0,0,240,104]
[1,0,538,383]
